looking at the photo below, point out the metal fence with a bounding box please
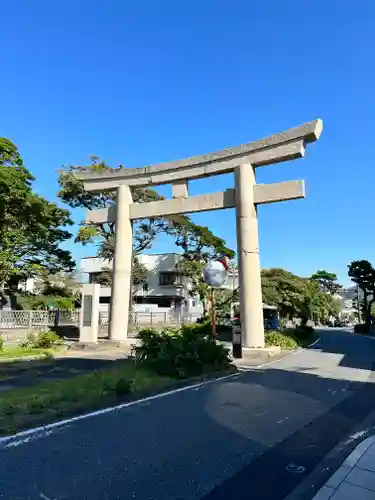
[99,311,201,327]
[0,309,79,329]
[0,309,200,329]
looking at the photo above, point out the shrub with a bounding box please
[20,331,63,349]
[115,378,133,395]
[133,324,231,378]
[265,331,298,349]
[103,376,133,395]
[287,326,315,343]
[15,293,75,310]
[0,334,4,351]
[354,323,370,335]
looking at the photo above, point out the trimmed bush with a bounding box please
[265,331,298,349]
[133,324,231,378]
[0,334,3,351]
[354,323,370,335]
[20,331,63,349]
[266,325,315,349]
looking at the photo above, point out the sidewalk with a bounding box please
[314,435,375,499]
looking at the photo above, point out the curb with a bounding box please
[232,336,321,371]
[312,435,375,500]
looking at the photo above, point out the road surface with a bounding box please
[1,328,375,500]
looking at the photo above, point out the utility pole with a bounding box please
[357,285,361,323]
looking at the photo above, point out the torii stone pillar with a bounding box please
[235,163,265,347]
[76,119,323,348]
[109,185,133,341]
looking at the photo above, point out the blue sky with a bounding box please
[1,1,374,285]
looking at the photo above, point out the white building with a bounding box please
[80,253,239,316]
[334,287,360,320]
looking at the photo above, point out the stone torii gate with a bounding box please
[77,119,323,348]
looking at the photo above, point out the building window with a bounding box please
[142,282,149,292]
[89,272,102,284]
[159,272,182,286]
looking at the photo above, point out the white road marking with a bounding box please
[277,417,289,424]
[0,371,243,448]
[286,464,306,474]
[256,337,321,369]
[4,429,57,449]
[39,493,55,500]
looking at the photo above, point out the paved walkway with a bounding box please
[314,436,375,499]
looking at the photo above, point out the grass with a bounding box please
[0,360,172,436]
[0,346,56,360]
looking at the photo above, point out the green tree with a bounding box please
[0,138,75,295]
[259,268,340,326]
[311,269,342,295]
[58,157,190,259]
[348,260,375,328]
[302,279,340,325]
[261,268,306,323]
[94,258,148,290]
[176,225,235,316]
[35,271,81,298]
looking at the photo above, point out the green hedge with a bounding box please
[266,326,315,349]
[265,331,298,349]
[133,323,231,378]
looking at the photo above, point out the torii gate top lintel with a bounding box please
[77,119,322,192]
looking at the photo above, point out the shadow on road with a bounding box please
[201,367,375,499]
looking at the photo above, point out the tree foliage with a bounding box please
[58,157,235,306]
[311,269,342,295]
[94,258,148,288]
[259,268,340,324]
[177,234,234,315]
[58,157,192,258]
[0,138,75,293]
[348,260,375,327]
[261,268,307,321]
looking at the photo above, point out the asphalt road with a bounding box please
[1,328,375,500]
